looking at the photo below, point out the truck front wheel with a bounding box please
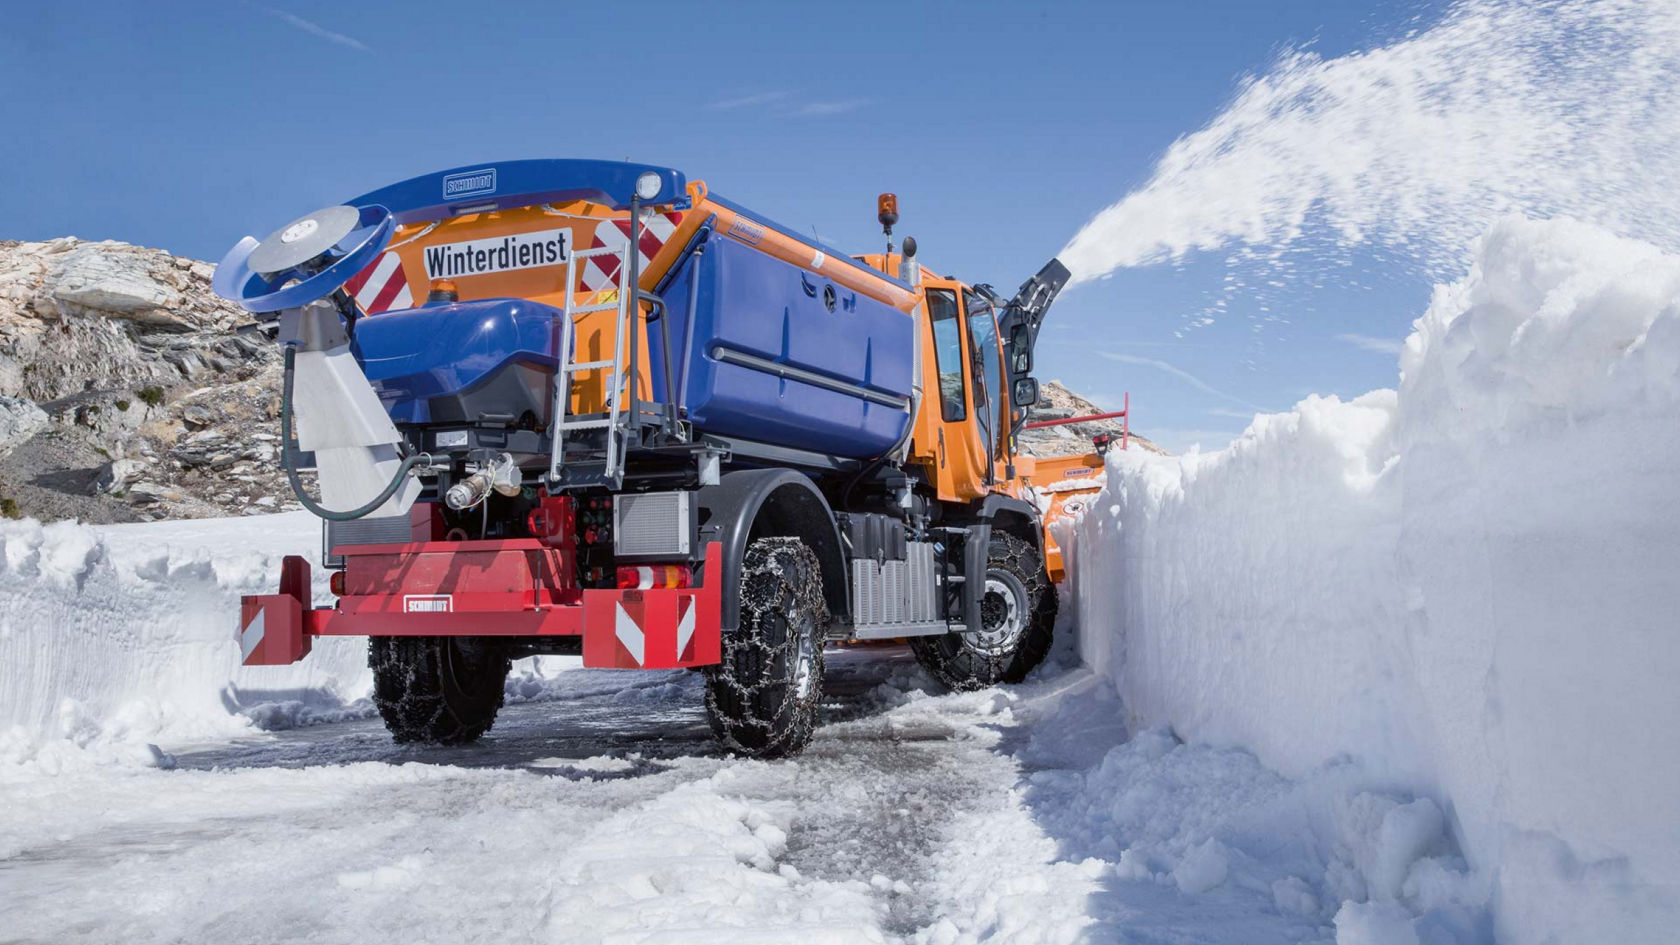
[705,537,827,758]
[369,637,510,744]
[912,533,1056,690]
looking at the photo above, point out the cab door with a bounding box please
[918,282,997,501]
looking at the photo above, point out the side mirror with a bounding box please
[1008,323,1032,374]
[1011,376,1039,408]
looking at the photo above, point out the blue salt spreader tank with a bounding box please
[650,205,916,460]
[219,159,918,467]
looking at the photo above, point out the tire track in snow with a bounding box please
[724,649,1014,939]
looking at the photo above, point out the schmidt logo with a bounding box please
[443,168,497,199]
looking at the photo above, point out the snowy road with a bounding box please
[2,649,1124,945]
[3,637,1453,945]
[0,514,1505,945]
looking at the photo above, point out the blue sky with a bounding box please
[0,0,1450,452]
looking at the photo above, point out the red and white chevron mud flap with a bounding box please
[580,544,721,670]
[576,211,686,293]
[237,555,313,666]
[343,251,414,314]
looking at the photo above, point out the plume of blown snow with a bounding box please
[1061,0,1680,286]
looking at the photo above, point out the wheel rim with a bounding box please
[790,614,818,700]
[966,570,1029,658]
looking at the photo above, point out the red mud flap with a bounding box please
[238,555,312,666]
[580,576,722,670]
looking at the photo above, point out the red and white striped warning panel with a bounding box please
[577,212,686,293]
[344,251,413,314]
[581,588,716,670]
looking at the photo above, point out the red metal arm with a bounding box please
[1022,393,1130,450]
[1022,409,1128,430]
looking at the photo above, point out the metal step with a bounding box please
[550,463,618,488]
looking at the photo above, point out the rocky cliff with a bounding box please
[1017,380,1165,457]
[0,238,293,522]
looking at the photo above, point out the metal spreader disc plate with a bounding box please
[248,205,363,276]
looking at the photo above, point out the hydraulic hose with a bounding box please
[280,344,430,521]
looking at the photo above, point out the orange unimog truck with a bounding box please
[217,159,1115,758]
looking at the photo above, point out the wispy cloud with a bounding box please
[1336,333,1404,355]
[794,98,871,117]
[1047,338,1193,350]
[705,90,793,111]
[1206,406,1259,420]
[1096,351,1266,412]
[250,3,370,51]
[1147,427,1245,455]
[703,90,870,117]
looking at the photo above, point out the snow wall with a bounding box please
[0,513,373,767]
[1067,216,1680,944]
[0,510,596,771]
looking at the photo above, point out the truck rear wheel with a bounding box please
[912,533,1055,690]
[369,637,510,745]
[705,537,827,758]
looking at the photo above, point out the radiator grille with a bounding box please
[613,491,693,558]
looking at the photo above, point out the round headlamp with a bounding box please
[635,171,663,201]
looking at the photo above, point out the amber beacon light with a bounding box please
[877,193,899,229]
[427,278,459,303]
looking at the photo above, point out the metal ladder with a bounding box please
[548,242,636,490]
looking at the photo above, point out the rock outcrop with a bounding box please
[1018,380,1165,457]
[0,238,293,523]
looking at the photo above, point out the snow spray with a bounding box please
[1061,0,1680,292]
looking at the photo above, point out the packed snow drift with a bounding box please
[1067,216,1680,943]
[0,511,594,770]
[0,512,366,767]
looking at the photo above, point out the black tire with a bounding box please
[369,637,510,745]
[705,537,827,758]
[911,533,1056,690]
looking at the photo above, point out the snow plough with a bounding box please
[215,160,1118,756]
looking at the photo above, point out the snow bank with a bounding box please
[0,512,371,767]
[1068,217,1680,944]
[0,512,588,770]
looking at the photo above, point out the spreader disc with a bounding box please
[248,205,362,276]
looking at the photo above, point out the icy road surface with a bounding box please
[0,647,1353,945]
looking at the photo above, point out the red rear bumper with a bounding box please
[238,540,722,671]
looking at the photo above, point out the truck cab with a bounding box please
[855,255,1022,503]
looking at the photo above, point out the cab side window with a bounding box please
[963,289,1001,445]
[927,289,966,422]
